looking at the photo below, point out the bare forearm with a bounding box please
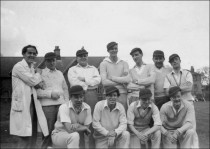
[128,125,139,136]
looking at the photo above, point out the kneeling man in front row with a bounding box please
[51,85,92,148]
[127,88,162,148]
[160,86,196,148]
[92,86,130,148]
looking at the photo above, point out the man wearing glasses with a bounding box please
[10,45,48,148]
[67,47,101,147]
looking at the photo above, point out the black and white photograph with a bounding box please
[1,1,209,149]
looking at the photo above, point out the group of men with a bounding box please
[10,42,199,149]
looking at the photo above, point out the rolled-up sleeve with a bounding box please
[59,104,71,123]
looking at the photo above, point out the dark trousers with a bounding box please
[17,96,37,149]
[41,105,60,149]
[154,96,170,110]
[85,89,98,148]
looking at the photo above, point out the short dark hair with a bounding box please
[22,45,38,55]
[107,42,118,51]
[130,48,143,56]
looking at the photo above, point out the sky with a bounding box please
[1,1,209,70]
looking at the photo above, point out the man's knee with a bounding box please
[66,132,80,144]
[153,130,161,138]
[121,131,130,139]
[185,129,195,137]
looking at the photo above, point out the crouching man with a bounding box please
[160,86,196,148]
[92,86,130,148]
[127,88,162,148]
[51,85,92,148]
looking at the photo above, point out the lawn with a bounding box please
[1,100,209,148]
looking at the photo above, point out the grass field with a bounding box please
[1,100,209,148]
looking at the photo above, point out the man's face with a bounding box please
[23,47,37,64]
[131,51,143,64]
[45,58,56,70]
[108,45,118,57]
[140,98,151,109]
[171,91,182,110]
[77,54,88,66]
[153,56,165,69]
[71,93,84,108]
[170,57,181,69]
[107,92,118,106]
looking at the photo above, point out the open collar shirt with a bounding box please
[92,100,127,137]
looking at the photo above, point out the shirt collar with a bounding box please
[21,59,36,68]
[68,100,89,111]
[136,100,152,108]
[133,62,146,69]
[45,67,57,73]
[104,57,122,64]
[103,100,121,111]
[76,63,93,68]
[169,101,184,113]
[171,68,183,74]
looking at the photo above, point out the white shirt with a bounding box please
[68,64,101,90]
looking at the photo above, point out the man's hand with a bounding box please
[51,90,60,100]
[107,75,113,81]
[35,68,42,74]
[166,131,177,143]
[34,81,45,89]
[84,127,91,135]
[122,72,128,76]
[71,123,79,131]
[107,130,117,137]
[78,76,85,82]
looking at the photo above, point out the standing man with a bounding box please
[51,85,92,148]
[164,54,199,148]
[100,42,130,111]
[68,47,101,112]
[37,52,69,149]
[152,50,172,110]
[160,86,197,148]
[10,45,49,149]
[127,48,156,106]
[92,86,130,148]
[68,47,101,148]
[127,88,162,148]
